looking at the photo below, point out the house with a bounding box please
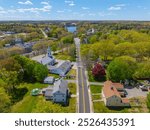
[41,46,56,66]
[52,79,68,104]
[44,79,69,104]
[48,60,72,76]
[45,87,53,100]
[44,76,55,84]
[102,81,130,107]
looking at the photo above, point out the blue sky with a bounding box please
[0,0,150,20]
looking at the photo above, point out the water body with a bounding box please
[66,26,77,33]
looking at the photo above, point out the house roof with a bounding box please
[103,81,121,98]
[44,76,54,82]
[112,83,124,89]
[41,56,55,65]
[45,89,53,97]
[53,79,68,94]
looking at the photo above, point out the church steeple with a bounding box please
[47,46,52,58]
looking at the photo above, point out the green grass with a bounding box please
[48,73,60,78]
[92,95,101,100]
[90,85,102,94]
[66,69,76,80]
[11,82,76,113]
[68,83,76,95]
[88,71,98,82]
[11,83,48,113]
[54,53,74,61]
[93,101,129,113]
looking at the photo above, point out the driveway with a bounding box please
[125,87,148,98]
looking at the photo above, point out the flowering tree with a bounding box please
[92,63,106,80]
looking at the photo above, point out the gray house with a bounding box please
[48,61,72,76]
[44,76,55,84]
[44,79,69,104]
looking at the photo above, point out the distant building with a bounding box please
[48,60,72,76]
[14,38,24,45]
[44,79,69,104]
[44,76,55,84]
[41,47,56,66]
[102,81,130,107]
[87,28,95,35]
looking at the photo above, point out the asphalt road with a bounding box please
[75,38,91,113]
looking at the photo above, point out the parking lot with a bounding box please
[125,86,148,98]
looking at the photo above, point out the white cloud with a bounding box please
[108,4,126,11]
[18,0,33,5]
[65,1,72,3]
[82,7,89,10]
[41,2,49,5]
[108,6,121,11]
[65,0,75,6]
[69,3,75,6]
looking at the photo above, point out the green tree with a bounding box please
[33,64,48,82]
[0,81,11,112]
[107,56,137,82]
[133,61,150,79]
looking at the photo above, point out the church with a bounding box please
[41,46,56,66]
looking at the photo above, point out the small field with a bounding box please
[11,82,76,113]
[54,52,75,61]
[90,85,102,103]
[66,69,76,80]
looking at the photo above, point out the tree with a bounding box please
[0,82,11,112]
[0,69,19,94]
[133,61,150,79]
[92,63,106,80]
[115,42,135,57]
[33,64,48,82]
[98,40,115,61]
[107,56,137,82]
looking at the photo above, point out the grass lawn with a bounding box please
[54,52,75,61]
[68,83,76,95]
[66,69,76,80]
[90,85,102,94]
[92,95,101,100]
[128,97,149,113]
[93,101,129,113]
[11,83,48,113]
[48,73,60,79]
[11,82,76,113]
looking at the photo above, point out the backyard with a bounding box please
[11,82,76,113]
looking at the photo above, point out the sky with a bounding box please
[0,0,150,20]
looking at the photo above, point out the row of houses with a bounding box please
[39,47,72,76]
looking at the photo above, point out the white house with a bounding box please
[102,81,130,107]
[41,46,56,66]
[44,79,69,104]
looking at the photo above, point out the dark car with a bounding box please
[141,86,149,91]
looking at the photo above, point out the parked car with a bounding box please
[141,86,149,91]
